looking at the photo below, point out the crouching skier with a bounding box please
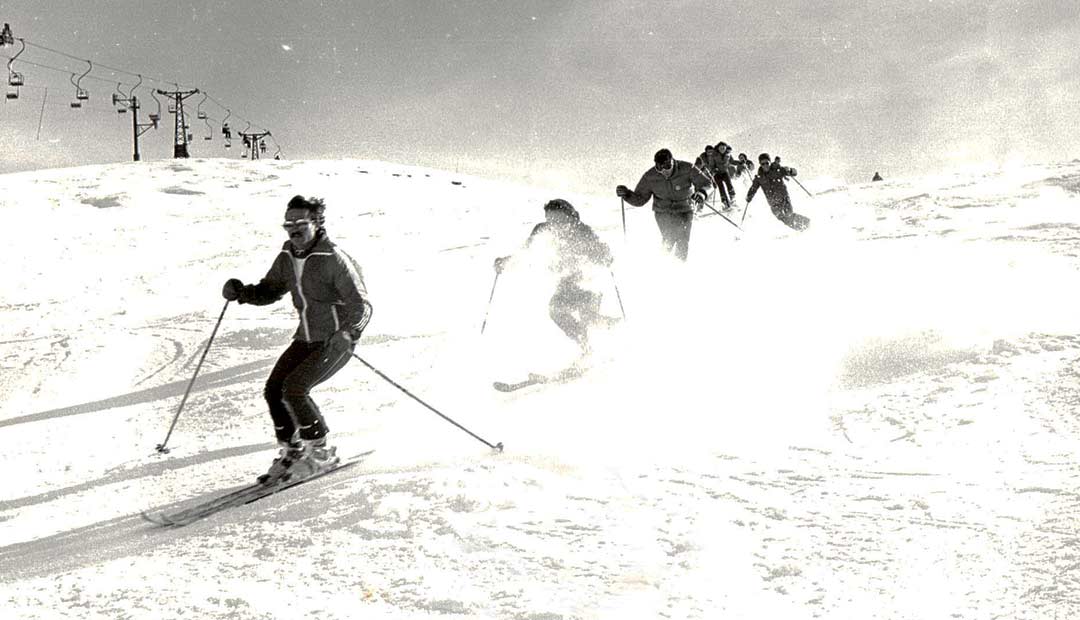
[222,195,372,485]
[745,153,810,231]
[493,199,616,357]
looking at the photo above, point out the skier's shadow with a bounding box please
[0,440,277,513]
[0,358,276,430]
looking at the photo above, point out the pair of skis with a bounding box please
[141,450,374,527]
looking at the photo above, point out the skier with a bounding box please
[872,171,883,182]
[616,148,713,260]
[712,142,738,210]
[222,195,372,484]
[735,153,754,178]
[745,153,809,231]
[493,198,614,355]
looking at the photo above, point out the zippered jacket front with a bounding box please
[237,233,372,343]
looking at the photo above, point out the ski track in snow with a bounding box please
[2,159,1080,618]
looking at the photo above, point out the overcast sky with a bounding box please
[1,1,1078,192]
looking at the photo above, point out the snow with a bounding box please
[2,157,1080,619]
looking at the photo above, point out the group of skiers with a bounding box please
[220,147,807,485]
[617,144,806,261]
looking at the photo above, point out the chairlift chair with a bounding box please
[8,71,22,87]
[5,89,17,100]
[198,111,207,119]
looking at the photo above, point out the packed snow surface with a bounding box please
[2,158,1080,619]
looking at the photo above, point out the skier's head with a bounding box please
[704,145,715,154]
[654,148,675,177]
[758,153,771,166]
[739,153,749,161]
[543,198,580,224]
[283,195,325,251]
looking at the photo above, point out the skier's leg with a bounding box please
[654,211,682,256]
[673,211,693,260]
[279,342,353,442]
[264,340,318,443]
[549,283,588,350]
[722,174,736,207]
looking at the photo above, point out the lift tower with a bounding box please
[155,87,199,158]
[239,130,271,160]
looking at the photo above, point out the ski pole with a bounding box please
[791,176,814,198]
[610,269,627,319]
[479,271,500,334]
[700,199,743,232]
[155,300,230,454]
[740,195,752,226]
[351,353,504,452]
[620,198,626,239]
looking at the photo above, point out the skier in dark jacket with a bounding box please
[494,199,614,354]
[222,195,372,484]
[616,148,713,260]
[745,153,809,231]
[712,142,737,210]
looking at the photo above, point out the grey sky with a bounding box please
[2,1,1078,192]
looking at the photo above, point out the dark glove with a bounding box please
[615,185,631,198]
[323,329,355,361]
[494,256,509,274]
[222,278,244,301]
[691,191,706,208]
[788,167,797,177]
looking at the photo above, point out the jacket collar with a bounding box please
[284,230,333,258]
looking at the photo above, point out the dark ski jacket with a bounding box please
[526,220,612,282]
[622,161,714,214]
[746,164,797,214]
[236,232,372,343]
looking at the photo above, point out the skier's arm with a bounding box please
[621,174,654,207]
[782,166,797,177]
[237,253,290,305]
[330,252,373,340]
[746,176,762,203]
[691,164,715,195]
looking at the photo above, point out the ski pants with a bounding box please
[654,210,694,261]
[549,278,602,348]
[264,339,353,443]
[715,171,735,207]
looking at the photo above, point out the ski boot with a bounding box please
[258,439,307,485]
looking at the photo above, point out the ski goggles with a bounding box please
[281,219,314,230]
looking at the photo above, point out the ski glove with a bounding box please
[493,255,510,273]
[690,191,706,208]
[615,185,632,198]
[222,278,244,301]
[322,329,355,362]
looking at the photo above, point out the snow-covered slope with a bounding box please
[2,158,1080,619]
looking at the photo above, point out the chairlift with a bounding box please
[259,141,267,153]
[70,60,92,108]
[149,88,162,123]
[169,103,176,114]
[7,37,25,94]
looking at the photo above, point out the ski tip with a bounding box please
[140,511,171,527]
